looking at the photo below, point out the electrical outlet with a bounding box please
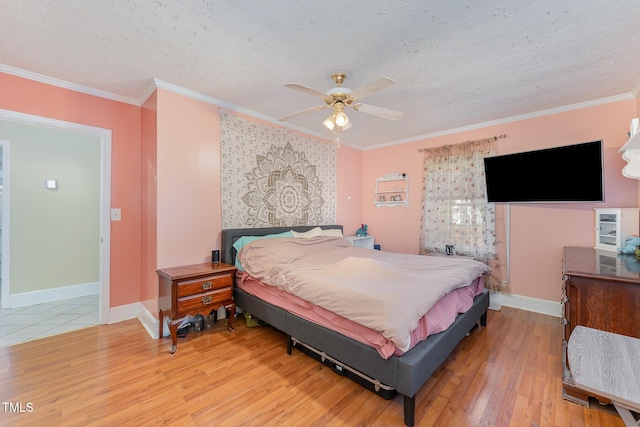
[110,208,122,221]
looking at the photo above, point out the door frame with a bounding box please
[0,109,111,324]
[0,139,9,309]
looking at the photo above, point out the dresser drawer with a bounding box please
[176,273,233,298]
[177,288,233,313]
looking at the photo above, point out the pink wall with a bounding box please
[6,68,634,310]
[336,144,364,236]
[0,72,362,317]
[155,89,221,269]
[140,91,158,314]
[363,99,639,302]
[0,72,142,308]
[361,142,423,254]
[636,97,640,204]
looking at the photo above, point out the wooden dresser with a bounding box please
[158,262,237,354]
[562,246,640,405]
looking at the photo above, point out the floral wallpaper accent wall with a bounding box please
[220,111,336,229]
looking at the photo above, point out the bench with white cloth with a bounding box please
[568,325,640,426]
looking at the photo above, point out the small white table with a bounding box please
[568,326,640,426]
[345,235,374,249]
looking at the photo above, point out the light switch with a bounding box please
[110,208,122,221]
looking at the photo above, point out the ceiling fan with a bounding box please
[278,72,403,133]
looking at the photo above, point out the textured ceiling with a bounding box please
[1,0,640,149]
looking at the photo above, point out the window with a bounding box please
[420,139,497,262]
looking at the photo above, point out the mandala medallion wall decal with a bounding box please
[242,143,325,227]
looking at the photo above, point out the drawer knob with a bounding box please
[202,295,213,305]
[202,281,212,290]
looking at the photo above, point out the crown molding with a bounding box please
[152,79,334,143]
[2,63,634,151]
[364,93,637,151]
[0,64,337,145]
[0,64,141,106]
[633,77,640,99]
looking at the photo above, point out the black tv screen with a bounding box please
[483,140,604,203]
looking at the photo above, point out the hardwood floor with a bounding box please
[0,307,627,426]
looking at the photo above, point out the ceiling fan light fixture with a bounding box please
[335,111,349,127]
[323,115,336,131]
[280,72,403,137]
[323,112,351,132]
[340,120,353,131]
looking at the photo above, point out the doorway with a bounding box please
[0,109,111,324]
[0,142,5,308]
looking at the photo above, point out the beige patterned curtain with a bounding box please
[419,137,504,291]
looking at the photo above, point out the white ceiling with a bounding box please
[1,0,640,149]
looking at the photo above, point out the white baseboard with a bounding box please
[137,303,159,339]
[135,305,230,340]
[107,303,230,340]
[98,293,561,342]
[107,302,141,324]
[10,282,99,308]
[491,292,561,318]
[108,302,160,339]
[8,290,225,341]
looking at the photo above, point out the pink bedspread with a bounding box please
[237,271,484,359]
[239,237,490,352]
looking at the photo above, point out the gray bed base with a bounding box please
[221,226,489,427]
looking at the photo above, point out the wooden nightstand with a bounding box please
[158,262,237,354]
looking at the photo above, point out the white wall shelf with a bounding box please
[374,174,408,208]
[618,119,640,179]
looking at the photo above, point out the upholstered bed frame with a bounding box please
[221,225,490,426]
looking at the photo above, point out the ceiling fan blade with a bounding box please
[284,83,329,100]
[353,103,403,121]
[278,105,327,121]
[349,77,395,100]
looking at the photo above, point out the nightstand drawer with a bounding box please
[176,273,233,298]
[177,288,233,313]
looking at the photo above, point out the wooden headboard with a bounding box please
[220,225,343,265]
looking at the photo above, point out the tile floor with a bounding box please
[0,294,99,347]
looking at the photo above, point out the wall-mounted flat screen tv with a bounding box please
[483,140,604,203]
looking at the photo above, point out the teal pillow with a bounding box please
[232,231,293,271]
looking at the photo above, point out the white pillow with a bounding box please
[291,227,324,238]
[322,228,343,237]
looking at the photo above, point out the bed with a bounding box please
[221,225,490,426]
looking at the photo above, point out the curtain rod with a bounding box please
[417,133,508,152]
